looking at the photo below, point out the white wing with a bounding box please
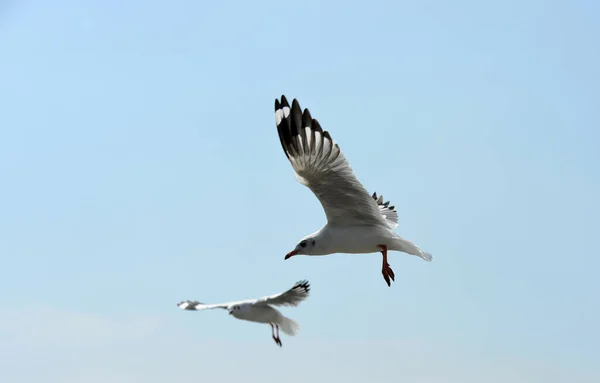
[252,280,310,307]
[275,96,390,227]
[177,300,230,311]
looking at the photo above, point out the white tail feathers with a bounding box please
[278,316,300,336]
[393,238,433,262]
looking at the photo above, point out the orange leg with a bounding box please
[378,245,395,287]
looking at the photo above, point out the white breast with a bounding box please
[232,304,280,324]
[321,224,398,254]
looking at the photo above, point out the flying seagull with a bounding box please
[177,280,310,347]
[274,95,433,286]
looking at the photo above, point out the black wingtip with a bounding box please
[302,109,312,128]
[289,99,302,136]
[275,97,332,162]
[291,99,303,128]
[372,192,397,210]
[275,95,293,160]
[312,119,323,133]
[294,279,311,292]
[178,300,201,310]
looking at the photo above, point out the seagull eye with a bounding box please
[300,241,307,248]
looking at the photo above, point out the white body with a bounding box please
[231,303,299,336]
[307,224,429,258]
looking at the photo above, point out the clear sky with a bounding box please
[1,0,598,382]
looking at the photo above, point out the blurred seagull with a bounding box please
[274,95,433,286]
[177,280,310,347]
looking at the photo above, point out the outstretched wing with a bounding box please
[274,96,389,227]
[177,300,230,311]
[253,280,311,307]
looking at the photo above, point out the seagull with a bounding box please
[177,280,310,347]
[274,95,433,287]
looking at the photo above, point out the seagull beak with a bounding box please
[285,250,298,260]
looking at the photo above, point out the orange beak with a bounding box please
[284,250,298,260]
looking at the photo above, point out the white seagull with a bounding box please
[177,280,310,347]
[274,95,433,287]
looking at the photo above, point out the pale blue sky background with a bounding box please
[1,0,599,382]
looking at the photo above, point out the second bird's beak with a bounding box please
[284,250,298,260]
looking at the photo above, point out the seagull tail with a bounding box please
[392,237,433,262]
[278,316,300,336]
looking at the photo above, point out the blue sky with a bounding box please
[1,0,598,382]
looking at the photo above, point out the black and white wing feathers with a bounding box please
[275,96,390,227]
[371,192,399,229]
[253,280,310,307]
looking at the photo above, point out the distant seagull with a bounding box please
[177,280,310,347]
[274,96,433,287]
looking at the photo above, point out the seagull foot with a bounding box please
[378,244,395,287]
[382,263,395,287]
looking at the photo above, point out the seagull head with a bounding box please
[285,237,317,259]
[228,305,241,315]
